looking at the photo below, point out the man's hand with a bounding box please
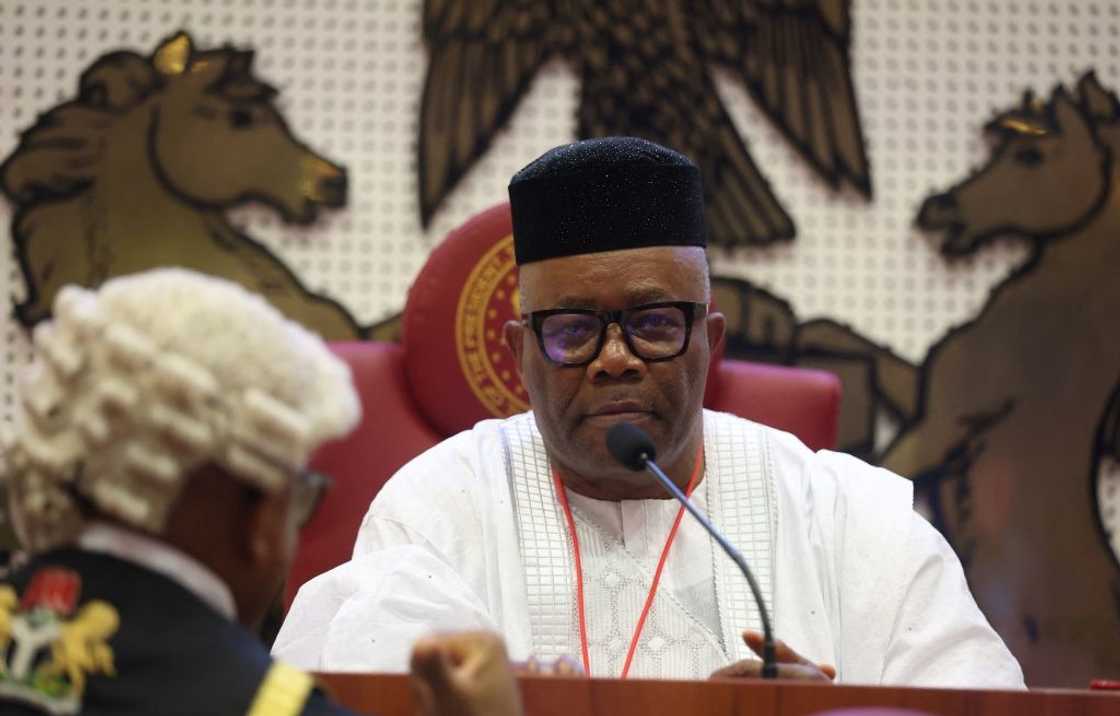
[710,631,837,682]
[410,631,523,716]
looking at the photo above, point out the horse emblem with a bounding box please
[0,569,119,715]
[889,72,1120,685]
[710,71,1120,686]
[0,32,364,339]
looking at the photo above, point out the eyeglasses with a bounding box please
[290,469,332,530]
[525,301,708,367]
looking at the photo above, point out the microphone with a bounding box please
[606,422,778,679]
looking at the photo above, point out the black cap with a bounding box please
[508,137,707,265]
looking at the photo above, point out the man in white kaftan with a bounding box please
[275,411,1023,686]
[274,137,1024,688]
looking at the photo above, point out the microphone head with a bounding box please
[606,422,657,471]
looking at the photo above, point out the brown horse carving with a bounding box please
[712,72,1120,686]
[884,73,1120,686]
[0,32,363,339]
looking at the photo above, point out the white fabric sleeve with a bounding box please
[771,433,1025,688]
[274,426,519,672]
[879,513,1026,689]
[272,537,495,672]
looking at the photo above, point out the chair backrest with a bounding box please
[286,203,841,606]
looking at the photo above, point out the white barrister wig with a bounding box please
[0,268,361,552]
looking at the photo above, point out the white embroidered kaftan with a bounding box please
[273,411,1024,688]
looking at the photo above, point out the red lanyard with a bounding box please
[552,444,704,678]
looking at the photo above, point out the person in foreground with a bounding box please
[275,137,1025,688]
[0,269,525,715]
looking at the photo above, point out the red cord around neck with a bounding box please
[552,444,704,678]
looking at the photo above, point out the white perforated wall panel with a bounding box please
[0,1,1117,513]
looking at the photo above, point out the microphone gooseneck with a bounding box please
[605,421,778,679]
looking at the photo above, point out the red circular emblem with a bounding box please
[454,235,529,417]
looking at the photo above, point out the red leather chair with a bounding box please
[286,203,841,606]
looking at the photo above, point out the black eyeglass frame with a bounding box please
[524,301,709,367]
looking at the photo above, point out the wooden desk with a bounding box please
[317,672,1118,715]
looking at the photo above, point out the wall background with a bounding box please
[5,1,1119,397]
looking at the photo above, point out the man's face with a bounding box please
[506,246,724,487]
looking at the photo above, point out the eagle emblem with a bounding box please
[0,569,119,715]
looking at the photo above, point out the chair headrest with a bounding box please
[402,204,527,436]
